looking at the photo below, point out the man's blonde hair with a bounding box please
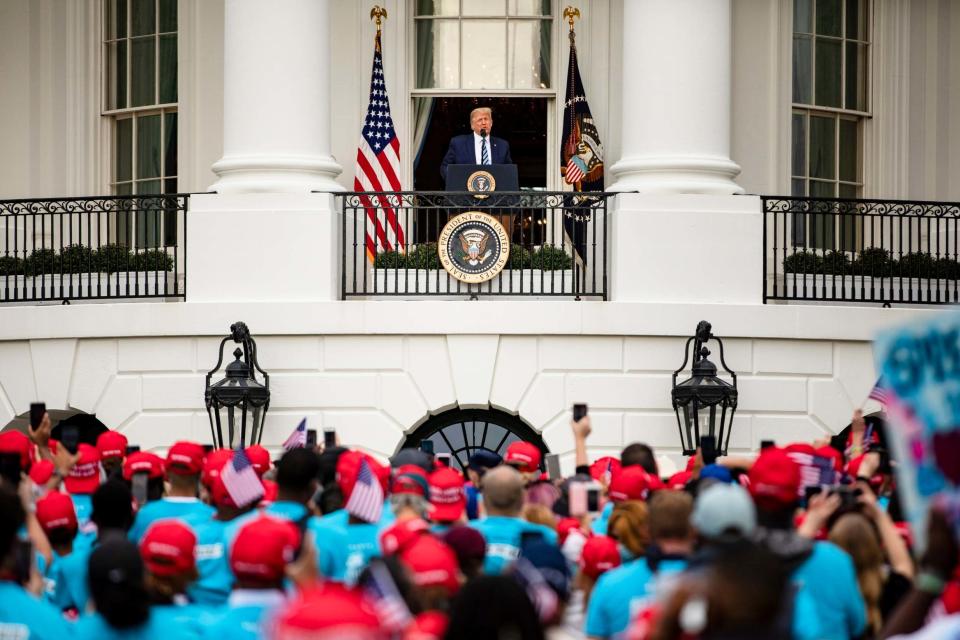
[470,107,492,121]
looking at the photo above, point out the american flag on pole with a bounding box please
[345,458,384,524]
[362,560,413,632]
[282,418,307,451]
[868,376,890,405]
[354,26,404,264]
[221,448,265,508]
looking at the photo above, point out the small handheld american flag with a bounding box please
[282,418,307,451]
[361,560,412,632]
[345,458,384,524]
[222,447,265,508]
[867,376,890,406]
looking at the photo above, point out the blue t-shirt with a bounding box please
[201,590,287,640]
[129,498,215,542]
[70,493,98,548]
[585,557,686,638]
[465,485,481,520]
[468,515,559,575]
[319,509,387,585]
[35,549,70,609]
[75,607,207,640]
[189,517,232,606]
[591,501,614,535]
[57,542,93,612]
[791,541,866,640]
[0,581,74,640]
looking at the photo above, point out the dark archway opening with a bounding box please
[400,408,547,472]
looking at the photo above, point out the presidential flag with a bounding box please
[345,458,384,524]
[282,417,307,451]
[354,27,404,264]
[222,448,265,508]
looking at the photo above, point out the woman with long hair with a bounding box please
[829,512,887,637]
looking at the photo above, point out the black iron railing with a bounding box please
[763,196,960,305]
[338,191,609,299]
[0,194,187,303]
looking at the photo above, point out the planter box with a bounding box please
[361,268,580,296]
[769,273,960,304]
[0,271,182,303]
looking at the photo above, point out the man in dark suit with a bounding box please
[440,107,513,183]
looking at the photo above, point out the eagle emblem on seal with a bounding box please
[459,229,492,267]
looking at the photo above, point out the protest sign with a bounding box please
[874,311,960,552]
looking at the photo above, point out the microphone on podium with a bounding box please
[480,129,487,139]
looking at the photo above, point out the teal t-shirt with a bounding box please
[189,517,232,606]
[468,515,559,575]
[0,581,74,640]
[792,541,867,640]
[585,557,686,638]
[57,543,93,612]
[200,590,287,640]
[35,549,69,609]
[590,501,614,535]
[70,493,98,548]
[75,607,209,640]
[128,498,215,542]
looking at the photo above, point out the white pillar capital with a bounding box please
[609,0,742,195]
[211,0,342,194]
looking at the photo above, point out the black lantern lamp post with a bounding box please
[671,321,738,456]
[205,322,270,449]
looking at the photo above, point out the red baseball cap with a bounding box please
[399,534,461,596]
[165,441,205,476]
[391,465,430,498]
[748,448,801,509]
[403,611,449,640]
[589,456,622,482]
[36,490,78,534]
[337,450,390,499]
[29,459,55,486]
[261,478,278,504]
[96,431,128,461]
[504,441,541,473]
[608,465,649,502]
[123,451,165,480]
[245,445,271,477]
[380,517,430,555]
[64,444,101,495]
[0,430,34,470]
[429,467,466,523]
[201,449,234,488]
[230,515,301,582]
[579,534,621,579]
[556,517,585,546]
[273,583,383,637]
[140,520,197,577]
[667,470,693,490]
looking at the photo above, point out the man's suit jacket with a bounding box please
[440,134,513,182]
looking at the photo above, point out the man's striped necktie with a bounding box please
[481,137,489,165]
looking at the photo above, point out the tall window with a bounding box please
[791,0,869,247]
[103,0,177,247]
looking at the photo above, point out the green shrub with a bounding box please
[853,248,893,276]
[59,244,97,273]
[0,256,22,276]
[96,244,133,273]
[935,257,960,279]
[897,252,937,277]
[406,243,440,270]
[531,245,573,270]
[783,250,822,274]
[508,244,533,269]
[23,249,57,275]
[132,249,174,272]
[374,250,406,268]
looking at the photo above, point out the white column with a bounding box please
[609,0,743,194]
[210,0,342,193]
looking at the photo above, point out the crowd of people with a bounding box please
[0,408,958,639]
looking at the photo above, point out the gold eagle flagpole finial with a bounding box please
[563,6,580,33]
[370,5,387,33]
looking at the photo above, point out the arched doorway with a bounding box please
[401,408,547,471]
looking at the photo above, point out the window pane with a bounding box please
[136,179,161,194]
[792,178,806,196]
[416,0,459,16]
[809,181,836,248]
[131,37,156,106]
[509,0,551,15]
[792,36,812,104]
[107,41,127,110]
[845,42,866,111]
[838,118,857,182]
[164,112,177,178]
[416,20,459,88]
[116,0,128,39]
[810,180,835,197]
[131,0,156,36]
[507,20,550,89]
[164,178,177,194]
[137,114,161,179]
[839,184,857,198]
[115,182,132,195]
[809,115,835,179]
[159,0,176,32]
[814,39,841,107]
[815,0,841,36]
[845,0,863,39]
[462,21,506,89]
[159,34,177,103]
[462,0,506,16]
[105,0,117,39]
[794,0,812,33]
[792,113,806,176]
[115,118,133,182]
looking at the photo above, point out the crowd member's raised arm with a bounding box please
[572,415,592,475]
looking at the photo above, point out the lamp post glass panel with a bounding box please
[671,322,738,456]
[205,322,270,449]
